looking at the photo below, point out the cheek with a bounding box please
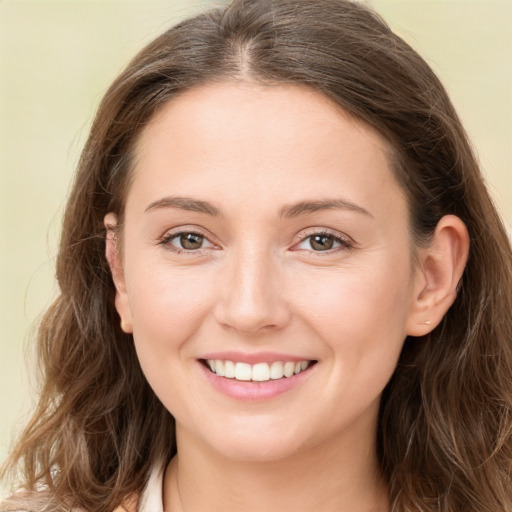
[291,257,413,382]
[125,262,216,357]
[124,264,219,417]
[295,263,412,334]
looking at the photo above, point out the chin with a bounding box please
[196,419,312,463]
[215,437,303,463]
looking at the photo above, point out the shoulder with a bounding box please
[113,496,138,512]
[0,497,135,512]
[0,493,87,512]
[1,462,162,512]
[0,492,46,512]
[1,498,134,512]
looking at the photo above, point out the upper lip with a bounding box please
[199,351,315,365]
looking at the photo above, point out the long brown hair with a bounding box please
[3,1,512,510]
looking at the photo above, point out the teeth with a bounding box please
[235,362,252,381]
[224,360,236,378]
[270,361,284,380]
[252,362,271,381]
[205,359,313,381]
[283,361,295,378]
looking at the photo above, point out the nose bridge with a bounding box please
[214,240,289,334]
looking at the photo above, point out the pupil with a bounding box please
[311,235,333,251]
[181,233,203,250]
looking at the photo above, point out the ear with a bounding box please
[104,212,133,334]
[406,215,469,337]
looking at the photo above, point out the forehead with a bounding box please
[138,81,390,159]
[128,81,405,223]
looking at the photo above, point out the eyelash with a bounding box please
[159,229,214,254]
[158,229,354,255]
[294,230,354,253]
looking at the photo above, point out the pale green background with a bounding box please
[1,0,511,473]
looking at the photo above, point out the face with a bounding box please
[108,82,424,462]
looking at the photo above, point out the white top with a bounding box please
[137,465,165,512]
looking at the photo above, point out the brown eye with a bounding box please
[161,229,216,253]
[294,231,353,253]
[178,233,204,250]
[309,234,335,251]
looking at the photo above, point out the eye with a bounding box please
[294,231,353,252]
[161,231,215,252]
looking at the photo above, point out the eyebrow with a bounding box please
[144,195,372,219]
[279,198,373,218]
[145,196,222,216]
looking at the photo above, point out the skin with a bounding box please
[105,82,469,512]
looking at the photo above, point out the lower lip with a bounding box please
[199,362,314,402]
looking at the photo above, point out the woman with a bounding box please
[2,0,511,510]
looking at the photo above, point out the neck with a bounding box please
[163,424,389,512]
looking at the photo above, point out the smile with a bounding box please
[205,359,314,382]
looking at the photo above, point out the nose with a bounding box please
[213,245,291,335]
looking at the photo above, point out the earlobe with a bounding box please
[104,212,133,334]
[406,215,469,337]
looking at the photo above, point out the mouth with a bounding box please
[201,359,317,382]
